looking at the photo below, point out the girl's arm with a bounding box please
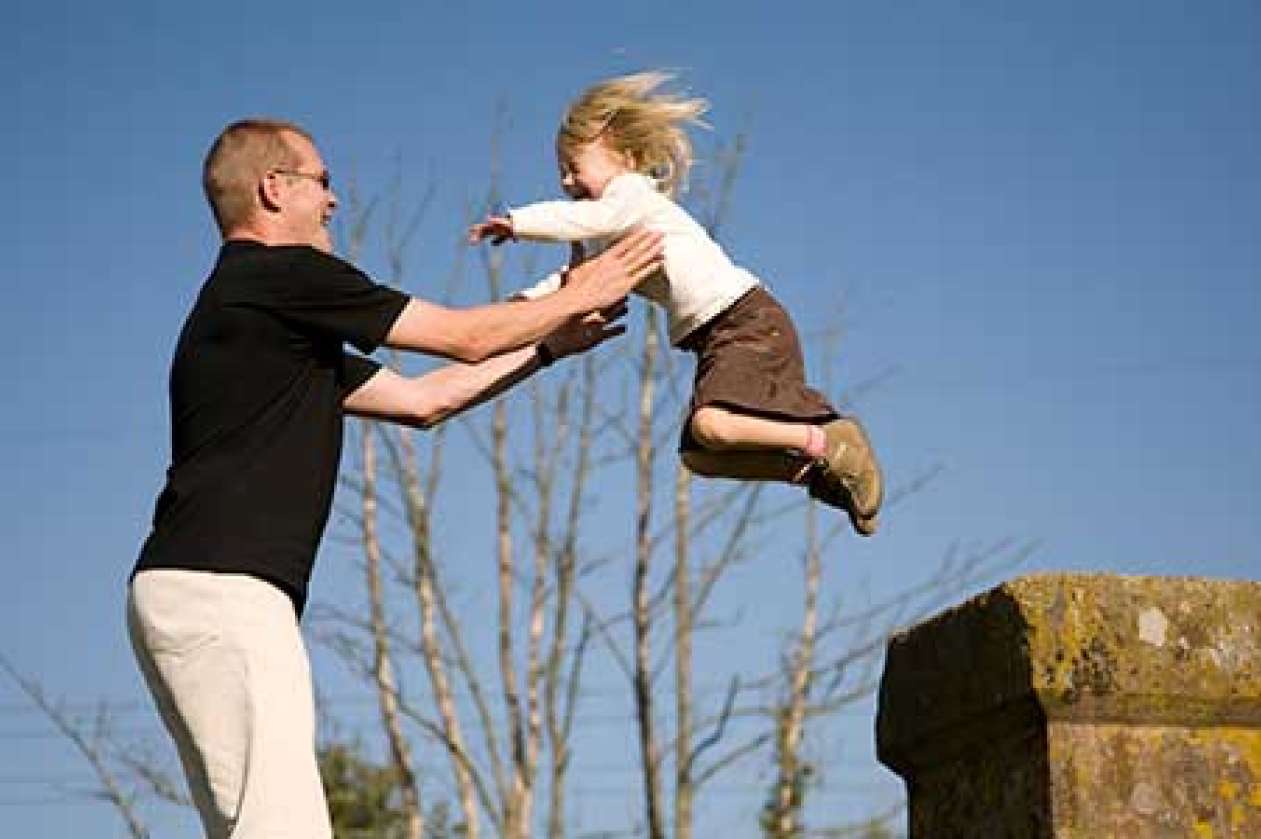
[510,243,587,300]
[384,228,660,362]
[510,175,654,243]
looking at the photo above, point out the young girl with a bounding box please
[469,71,883,535]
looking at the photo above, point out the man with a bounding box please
[126,119,662,838]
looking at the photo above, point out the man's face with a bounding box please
[272,132,338,253]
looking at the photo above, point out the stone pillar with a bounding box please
[875,573,1261,838]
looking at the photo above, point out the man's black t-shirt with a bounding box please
[134,240,409,613]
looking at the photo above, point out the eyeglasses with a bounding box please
[271,168,331,191]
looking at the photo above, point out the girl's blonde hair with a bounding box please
[558,71,708,197]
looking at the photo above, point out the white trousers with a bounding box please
[127,569,332,839]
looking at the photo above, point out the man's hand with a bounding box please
[562,228,663,312]
[468,216,514,245]
[540,300,630,362]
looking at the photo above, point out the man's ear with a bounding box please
[258,171,283,212]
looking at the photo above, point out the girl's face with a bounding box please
[558,138,632,200]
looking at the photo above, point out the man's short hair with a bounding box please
[203,119,313,235]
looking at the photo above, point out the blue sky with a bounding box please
[4,1,1259,836]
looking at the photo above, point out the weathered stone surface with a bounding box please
[875,573,1261,838]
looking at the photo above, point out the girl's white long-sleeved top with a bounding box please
[509,172,760,346]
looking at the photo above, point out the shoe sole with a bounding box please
[822,481,879,537]
[852,511,878,537]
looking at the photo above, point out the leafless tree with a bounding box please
[14,123,1034,837]
[313,125,1033,839]
[316,128,611,838]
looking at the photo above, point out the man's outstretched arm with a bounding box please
[345,302,627,429]
[382,228,661,363]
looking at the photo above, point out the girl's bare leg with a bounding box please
[684,406,820,483]
[689,405,818,453]
[686,406,882,536]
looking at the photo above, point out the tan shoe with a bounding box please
[813,417,883,536]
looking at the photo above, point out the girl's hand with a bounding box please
[467,215,515,245]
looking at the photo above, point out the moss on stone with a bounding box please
[876,573,1261,837]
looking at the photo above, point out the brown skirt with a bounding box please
[678,286,838,451]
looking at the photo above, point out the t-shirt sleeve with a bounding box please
[339,353,383,401]
[257,247,409,354]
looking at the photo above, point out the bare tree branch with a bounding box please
[359,420,424,838]
[633,307,666,839]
